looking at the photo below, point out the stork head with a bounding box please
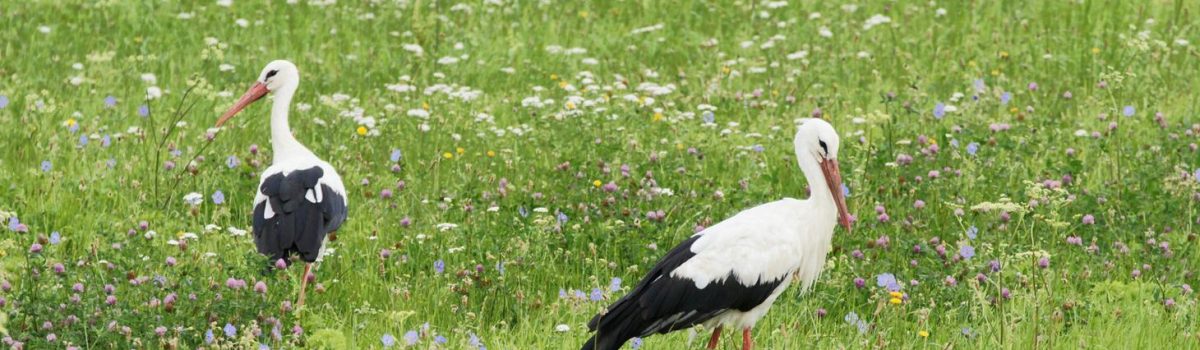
[216,60,300,127]
[795,118,852,232]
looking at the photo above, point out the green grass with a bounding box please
[2,0,1199,348]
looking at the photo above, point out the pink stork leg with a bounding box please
[298,263,313,307]
[742,328,753,350]
[707,325,723,349]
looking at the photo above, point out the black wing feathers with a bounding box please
[252,166,347,263]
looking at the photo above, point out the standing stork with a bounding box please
[215,60,348,307]
[582,118,852,350]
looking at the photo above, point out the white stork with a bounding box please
[582,118,852,350]
[216,60,348,307]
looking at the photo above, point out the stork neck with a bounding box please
[269,86,308,163]
[798,153,837,217]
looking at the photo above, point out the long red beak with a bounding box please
[216,82,269,127]
[820,159,853,233]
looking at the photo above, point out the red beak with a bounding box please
[820,159,853,233]
[216,82,269,127]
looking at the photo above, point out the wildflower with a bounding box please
[1038,257,1050,269]
[404,330,419,345]
[255,281,267,294]
[138,105,150,117]
[224,323,237,338]
[590,288,603,301]
[166,256,176,266]
[212,190,225,205]
[959,245,975,260]
[434,259,445,274]
[41,160,52,172]
[442,152,453,159]
[919,330,929,337]
[183,193,203,206]
[609,277,622,292]
[1082,214,1095,225]
[1122,106,1135,117]
[390,149,402,162]
[205,329,215,344]
[0,95,7,109]
[933,103,945,119]
[49,231,62,244]
[356,126,367,136]
[1028,82,1038,91]
[853,277,865,288]
[876,273,901,291]
[966,226,978,240]
[631,337,643,349]
[30,243,43,253]
[966,142,979,155]
[1000,92,1011,105]
[593,180,602,187]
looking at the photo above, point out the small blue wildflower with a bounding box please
[434,335,447,344]
[8,217,19,231]
[631,337,643,349]
[590,288,603,301]
[79,135,89,147]
[559,289,567,298]
[1122,105,1135,117]
[557,212,569,224]
[138,105,150,117]
[468,333,483,348]
[966,226,978,240]
[390,149,402,162]
[434,259,445,274]
[751,144,764,152]
[1000,92,1011,105]
[381,333,396,348]
[1195,168,1200,183]
[959,245,976,260]
[966,142,979,155]
[101,135,111,147]
[973,79,986,93]
[949,139,960,148]
[223,323,236,338]
[844,312,859,324]
[259,344,269,350]
[170,149,182,158]
[41,160,52,172]
[403,330,419,345]
[226,155,239,169]
[69,122,79,133]
[104,95,117,107]
[106,158,117,168]
[205,329,214,344]
[609,277,622,292]
[212,190,225,205]
[0,95,8,109]
[574,290,585,299]
[702,111,715,124]
[875,273,901,291]
[933,103,945,119]
[49,231,61,245]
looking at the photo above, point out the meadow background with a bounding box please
[2,0,1200,349]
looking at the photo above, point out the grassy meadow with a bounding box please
[2,0,1200,348]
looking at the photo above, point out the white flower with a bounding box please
[555,324,571,332]
[435,223,458,231]
[500,67,516,74]
[227,227,247,236]
[178,12,195,19]
[630,23,664,35]
[863,14,891,30]
[141,73,157,84]
[235,19,249,27]
[407,109,430,118]
[146,86,163,99]
[38,25,51,34]
[204,224,221,232]
[183,192,203,206]
[935,8,947,17]
[387,84,415,93]
[786,50,809,60]
[437,56,459,65]
[216,0,232,7]
[145,231,157,240]
[69,76,84,86]
[219,64,235,72]
[403,43,424,56]
[819,26,833,38]
[581,58,599,65]
[1176,39,1190,46]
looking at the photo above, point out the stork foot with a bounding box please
[707,325,723,350]
[742,328,753,350]
[297,263,313,308]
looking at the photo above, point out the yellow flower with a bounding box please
[652,112,663,122]
[889,297,902,305]
[1009,107,1019,114]
[919,330,929,338]
[487,150,496,157]
[578,10,589,18]
[550,74,559,81]
[990,69,1000,76]
[65,118,77,127]
[889,291,903,299]
[442,152,453,159]
[999,51,1009,59]
[592,180,602,187]
[566,101,576,110]
[422,102,430,111]
[356,126,367,136]
[456,147,465,155]
[721,66,730,74]
[675,143,684,150]
[1091,47,1101,54]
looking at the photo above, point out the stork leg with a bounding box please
[742,328,753,350]
[707,325,723,350]
[297,263,313,307]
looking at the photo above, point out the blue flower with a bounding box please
[631,337,643,349]
[751,144,765,153]
[875,273,901,291]
[959,245,975,260]
[79,135,89,147]
[966,226,978,240]
[0,95,8,109]
[212,190,225,205]
[469,333,484,349]
[381,333,396,348]
[223,323,236,338]
[434,335,447,344]
[8,217,20,231]
[69,122,79,133]
[434,259,445,274]
[403,330,419,345]
[966,142,979,155]
[49,231,61,245]
[106,158,117,168]
[609,277,622,292]
[101,135,111,147]
[104,95,117,107]
[1000,92,1011,105]
[1122,105,1135,117]
[205,329,214,344]
[590,288,603,301]
[259,344,269,350]
[558,289,567,298]
[933,103,946,119]
[41,160,52,172]
[1195,168,1200,183]
[556,212,569,224]
[844,311,859,324]
[138,105,150,117]
[973,79,986,93]
[226,155,240,169]
[702,111,715,124]
[390,149,402,162]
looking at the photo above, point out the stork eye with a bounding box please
[818,140,828,154]
[265,70,279,79]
